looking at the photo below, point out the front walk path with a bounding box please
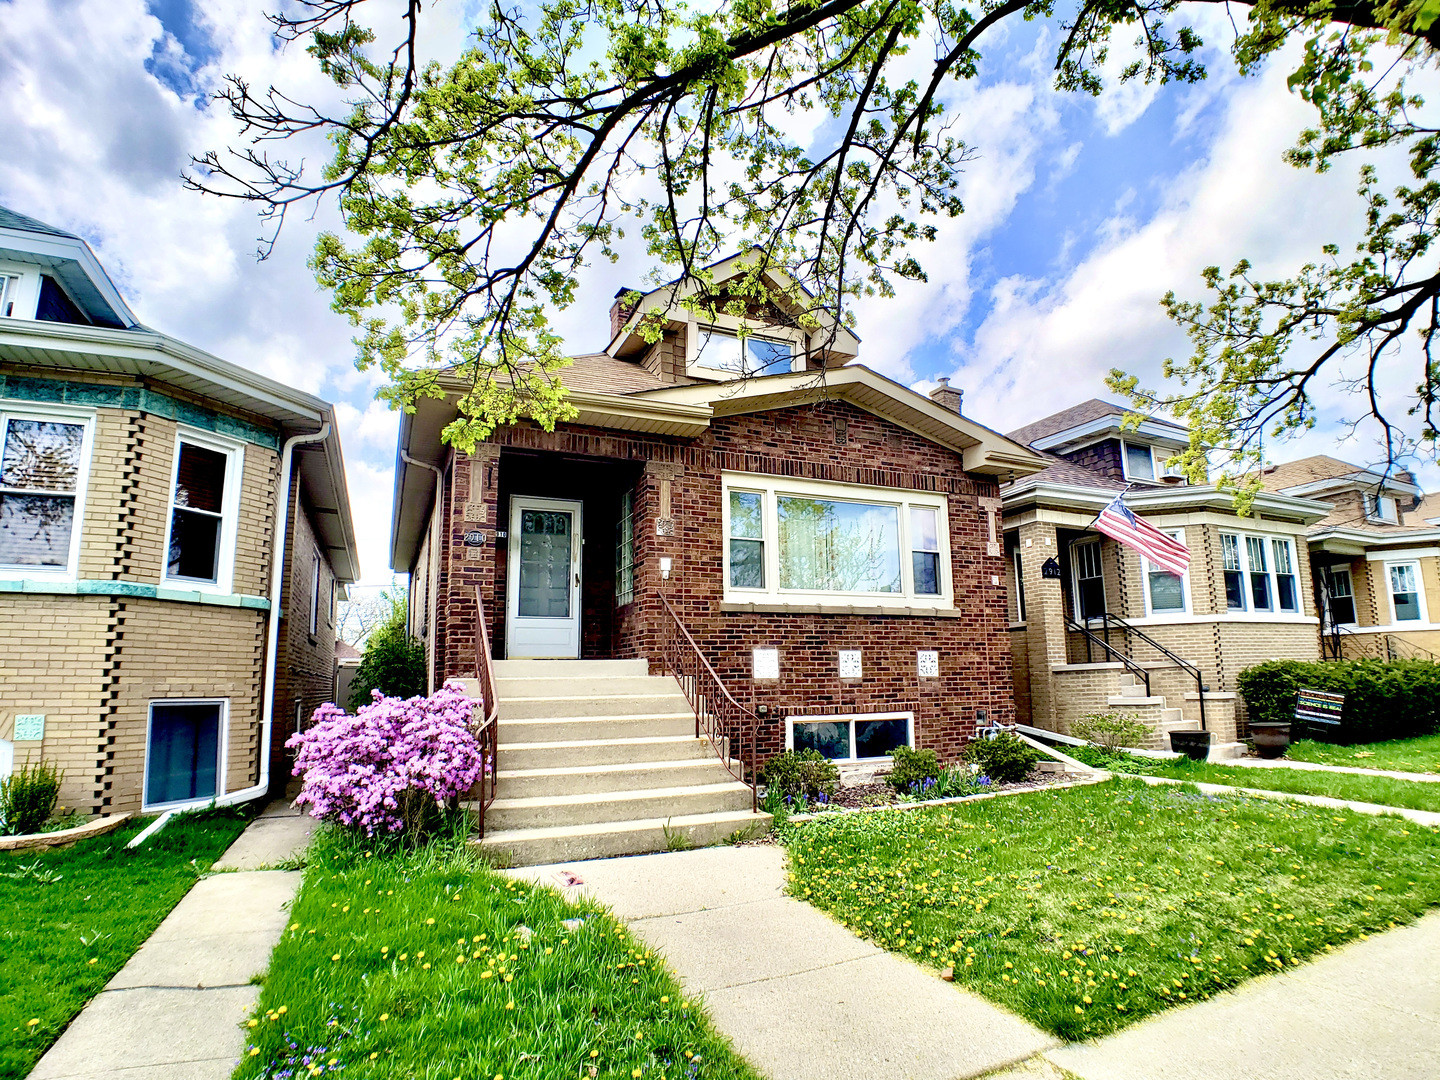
[1220,756,1440,783]
[1131,774,1440,827]
[31,801,317,1080]
[511,845,1055,1080]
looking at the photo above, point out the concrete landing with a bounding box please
[31,801,313,1080]
[509,845,1054,1080]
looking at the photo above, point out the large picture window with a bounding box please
[722,474,949,606]
[0,407,92,576]
[145,700,225,808]
[695,329,794,377]
[788,711,914,762]
[164,432,242,591]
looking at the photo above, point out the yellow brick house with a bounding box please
[0,206,358,819]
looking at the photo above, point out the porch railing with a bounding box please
[472,585,500,837]
[1095,612,1208,732]
[1066,615,1151,695]
[657,592,759,813]
[1324,623,1440,663]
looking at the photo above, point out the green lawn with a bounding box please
[1286,733,1440,774]
[0,808,251,1080]
[235,823,758,1080]
[783,781,1440,1040]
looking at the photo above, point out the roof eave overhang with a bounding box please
[1028,415,1189,453]
[1308,525,1440,556]
[1003,482,1332,523]
[1280,471,1423,499]
[0,226,139,327]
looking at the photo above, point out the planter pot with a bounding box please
[1249,722,1291,760]
[1169,730,1213,760]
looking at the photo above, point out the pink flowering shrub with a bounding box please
[287,679,486,837]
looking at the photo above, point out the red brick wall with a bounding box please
[432,400,1012,765]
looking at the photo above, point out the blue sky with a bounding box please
[1,0,1428,587]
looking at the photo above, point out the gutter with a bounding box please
[211,423,333,809]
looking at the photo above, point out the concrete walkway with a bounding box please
[31,801,317,1080]
[510,845,1054,1080]
[1221,756,1440,783]
[1131,774,1440,827]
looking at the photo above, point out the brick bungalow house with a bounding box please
[392,253,1048,859]
[0,206,358,819]
[1000,399,1333,750]
[1258,456,1440,660]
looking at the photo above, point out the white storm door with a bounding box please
[506,497,583,658]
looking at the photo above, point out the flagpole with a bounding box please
[1085,482,1136,532]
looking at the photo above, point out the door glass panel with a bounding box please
[792,721,849,759]
[517,509,572,618]
[147,703,220,805]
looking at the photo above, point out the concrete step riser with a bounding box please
[486,786,754,830]
[498,695,690,720]
[477,814,771,866]
[496,761,737,798]
[496,676,683,698]
[497,738,712,770]
[492,659,650,678]
[500,716,695,741]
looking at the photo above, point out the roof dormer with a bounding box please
[0,206,137,329]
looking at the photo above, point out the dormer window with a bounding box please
[1123,442,1155,481]
[0,274,20,318]
[1365,493,1400,523]
[695,328,793,377]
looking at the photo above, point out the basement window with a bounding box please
[145,699,225,809]
[163,431,243,592]
[787,711,914,762]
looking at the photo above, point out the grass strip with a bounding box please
[235,823,758,1080]
[783,780,1440,1040]
[0,807,251,1080]
[1132,758,1440,813]
[1285,733,1440,775]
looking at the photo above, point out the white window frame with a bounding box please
[161,427,244,594]
[1012,546,1027,623]
[1385,560,1428,624]
[690,326,801,380]
[309,549,322,636]
[1365,493,1401,524]
[142,697,229,812]
[1216,531,1301,615]
[785,710,915,763]
[1321,565,1357,627]
[720,472,951,608]
[1121,441,1156,482]
[1140,527,1192,616]
[0,262,40,320]
[0,401,96,580]
[1070,538,1106,622]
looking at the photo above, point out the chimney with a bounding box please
[929,376,963,415]
[610,287,639,339]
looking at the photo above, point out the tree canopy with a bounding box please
[194,0,1440,488]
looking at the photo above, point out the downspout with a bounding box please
[400,448,444,694]
[212,423,332,808]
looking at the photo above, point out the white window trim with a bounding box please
[1140,527,1192,617]
[720,472,951,608]
[690,326,803,380]
[1070,538,1105,622]
[785,710,915,763]
[1012,546,1027,623]
[1384,559,1429,625]
[309,549,322,636]
[0,400,96,581]
[0,261,41,320]
[161,427,244,595]
[1320,565,1358,628]
[1121,441,1157,482]
[1365,493,1401,524]
[142,697,229,812]
[1218,531,1301,615]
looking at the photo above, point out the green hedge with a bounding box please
[1237,659,1440,743]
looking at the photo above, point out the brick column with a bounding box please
[1017,519,1065,730]
[442,445,501,679]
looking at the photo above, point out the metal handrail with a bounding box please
[657,592,759,812]
[1325,622,1440,662]
[1096,612,1207,732]
[472,585,500,838]
[1066,615,1151,695]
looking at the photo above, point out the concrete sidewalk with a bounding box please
[1132,774,1440,827]
[510,845,1054,1080]
[31,801,317,1080]
[1221,756,1440,783]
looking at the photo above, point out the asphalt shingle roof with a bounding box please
[0,205,80,240]
[1006,397,1185,447]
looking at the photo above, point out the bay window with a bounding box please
[1220,532,1301,614]
[722,474,949,605]
[164,431,242,592]
[1388,562,1425,623]
[0,407,92,577]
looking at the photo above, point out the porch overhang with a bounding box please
[1308,524,1440,557]
[1002,480,1333,527]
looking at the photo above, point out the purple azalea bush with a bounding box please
[287,679,486,836]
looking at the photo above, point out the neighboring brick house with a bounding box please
[392,252,1047,769]
[0,206,358,818]
[1257,456,1440,659]
[1000,399,1332,748]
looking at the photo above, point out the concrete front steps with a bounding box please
[1108,672,1245,760]
[475,658,770,865]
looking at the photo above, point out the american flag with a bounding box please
[1094,493,1190,576]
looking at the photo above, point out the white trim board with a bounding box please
[1365,547,1440,562]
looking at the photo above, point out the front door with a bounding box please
[506,496,583,658]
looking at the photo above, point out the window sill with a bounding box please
[720,601,962,618]
[0,578,270,610]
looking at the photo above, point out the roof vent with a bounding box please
[929,376,963,415]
